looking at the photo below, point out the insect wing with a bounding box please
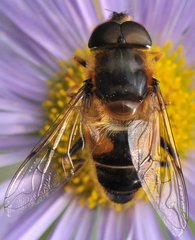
[4,88,87,217]
[128,89,188,237]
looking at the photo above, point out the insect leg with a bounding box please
[62,137,83,160]
[160,136,178,168]
[151,77,159,94]
[74,56,87,67]
[160,137,176,159]
[61,137,86,173]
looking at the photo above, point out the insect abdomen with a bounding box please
[93,131,141,203]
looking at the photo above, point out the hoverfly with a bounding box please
[4,12,188,237]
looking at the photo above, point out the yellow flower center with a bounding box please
[41,43,195,211]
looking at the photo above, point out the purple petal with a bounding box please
[0,122,42,135]
[0,98,42,115]
[74,207,96,240]
[69,0,99,30]
[0,2,60,67]
[0,112,42,125]
[0,136,37,151]
[183,151,195,221]
[95,208,109,240]
[0,149,32,167]
[127,201,164,240]
[115,209,129,239]
[0,0,99,59]
[102,208,118,239]
[167,226,194,240]
[0,180,9,205]
[0,191,71,240]
[50,199,87,240]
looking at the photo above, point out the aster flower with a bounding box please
[0,0,195,239]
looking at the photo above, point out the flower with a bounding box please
[0,0,195,239]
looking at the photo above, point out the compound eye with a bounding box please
[121,21,152,47]
[88,22,120,48]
